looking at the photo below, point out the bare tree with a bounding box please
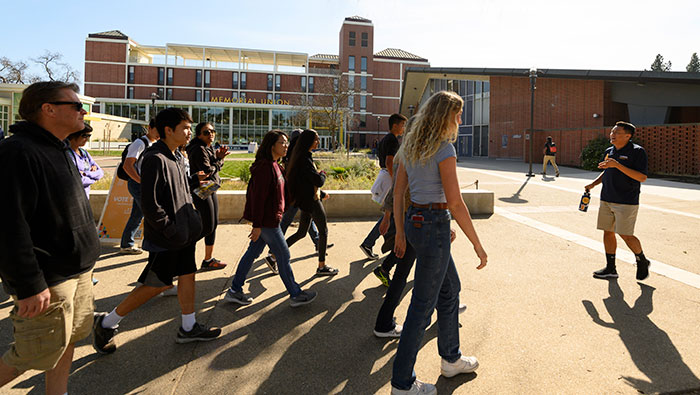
[32,51,80,83]
[0,57,37,84]
[292,73,356,150]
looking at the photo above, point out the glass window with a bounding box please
[196,90,202,102]
[158,68,164,85]
[275,93,281,101]
[348,95,354,109]
[348,56,355,72]
[267,74,273,91]
[231,91,238,100]
[348,75,354,90]
[308,77,314,93]
[167,69,173,85]
[360,95,366,110]
[467,80,473,96]
[240,92,246,100]
[204,70,210,87]
[157,87,164,99]
[484,81,490,93]
[361,56,367,72]
[474,97,482,124]
[359,114,366,127]
[301,76,306,91]
[459,81,466,97]
[167,88,173,100]
[349,31,355,46]
[502,134,508,148]
[240,72,247,89]
[196,70,202,87]
[275,74,281,90]
[361,32,368,47]
[333,78,338,92]
[204,90,210,102]
[361,76,367,91]
[476,81,482,95]
[127,86,134,99]
[267,93,273,101]
[232,72,238,89]
[465,98,473,125]
[128,66,134,83]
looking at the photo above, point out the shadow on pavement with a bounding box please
[582,280,700,394]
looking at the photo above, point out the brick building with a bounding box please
[84,16,429,148]
[400,68,700,175]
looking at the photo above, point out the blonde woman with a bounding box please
[390,91,488,395]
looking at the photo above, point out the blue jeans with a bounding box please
[230,226,301,298]
[120,179,143,248]
[280,206,319,246]
[362,216,383,248]
[392,206,462,390]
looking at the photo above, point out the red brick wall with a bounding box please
[85,41,126,62]
[490,76,606,159]
[133,66,157,85]
[530,124,700,176]
[85,63,125,84]
[210,70,232,89]
[85,84,124,98]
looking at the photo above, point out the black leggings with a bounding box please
[193,193,218,246]
[286,200,328,259]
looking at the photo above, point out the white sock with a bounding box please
[102,308,123,329]
[181,313,196,332]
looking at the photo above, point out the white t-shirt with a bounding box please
[126,138,152,174]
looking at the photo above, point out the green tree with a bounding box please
[686,53,700,72]
[650,54,672,72]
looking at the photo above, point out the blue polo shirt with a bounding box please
[600,142,648,205]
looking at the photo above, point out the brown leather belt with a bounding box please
[411,201,448,210]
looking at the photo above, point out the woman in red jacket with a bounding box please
[224,130,317,307]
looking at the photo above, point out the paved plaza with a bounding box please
[1,159,699,394]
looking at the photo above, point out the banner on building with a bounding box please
[96,173,143,243]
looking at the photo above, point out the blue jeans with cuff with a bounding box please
[391,206,462,390]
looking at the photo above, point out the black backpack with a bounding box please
[116,136,150,181]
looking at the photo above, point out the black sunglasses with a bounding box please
[81,133,92,139]
[49,101,83,111]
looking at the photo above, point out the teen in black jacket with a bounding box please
[284,129,338,276]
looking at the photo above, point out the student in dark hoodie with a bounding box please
[284,129,338,276]
[93,108,221,355]
[0,81,100,394]
[224,130,317,307]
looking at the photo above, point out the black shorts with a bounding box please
[138,244,197,287]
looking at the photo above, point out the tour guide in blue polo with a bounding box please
[584,121,651,281]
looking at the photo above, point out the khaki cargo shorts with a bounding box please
[596,201,639,236]
[2,270,94,372]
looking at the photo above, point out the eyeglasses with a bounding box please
[81,133,92,139]
[49,101,83,111]
[204,129,216,135]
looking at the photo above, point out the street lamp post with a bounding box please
[150,92,159,123]
[526,68,537,177]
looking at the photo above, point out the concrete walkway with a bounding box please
[1,159,699,394]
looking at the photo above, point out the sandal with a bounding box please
[316,265,339,276]
[201,258,227,271]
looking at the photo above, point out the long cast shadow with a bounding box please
[582,280,700,393]
[498,176,530,204]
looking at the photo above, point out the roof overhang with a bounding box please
[400,67,700,115]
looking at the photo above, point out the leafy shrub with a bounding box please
[580,136,611,171]
[237,165,251,183]
[330,167,347,179]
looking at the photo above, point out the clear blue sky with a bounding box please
[4,0,700,88]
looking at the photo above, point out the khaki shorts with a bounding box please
[2,270,94,372]
[596,201,639,236]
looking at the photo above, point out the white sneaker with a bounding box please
[458,304,467,314]
[441,355,479,378]
[391,379,437,395]
[373,324,403,338]
[120,246,143,255]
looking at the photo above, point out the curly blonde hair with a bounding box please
[397,90,463,165]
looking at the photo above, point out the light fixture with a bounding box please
[593,113,600,118]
